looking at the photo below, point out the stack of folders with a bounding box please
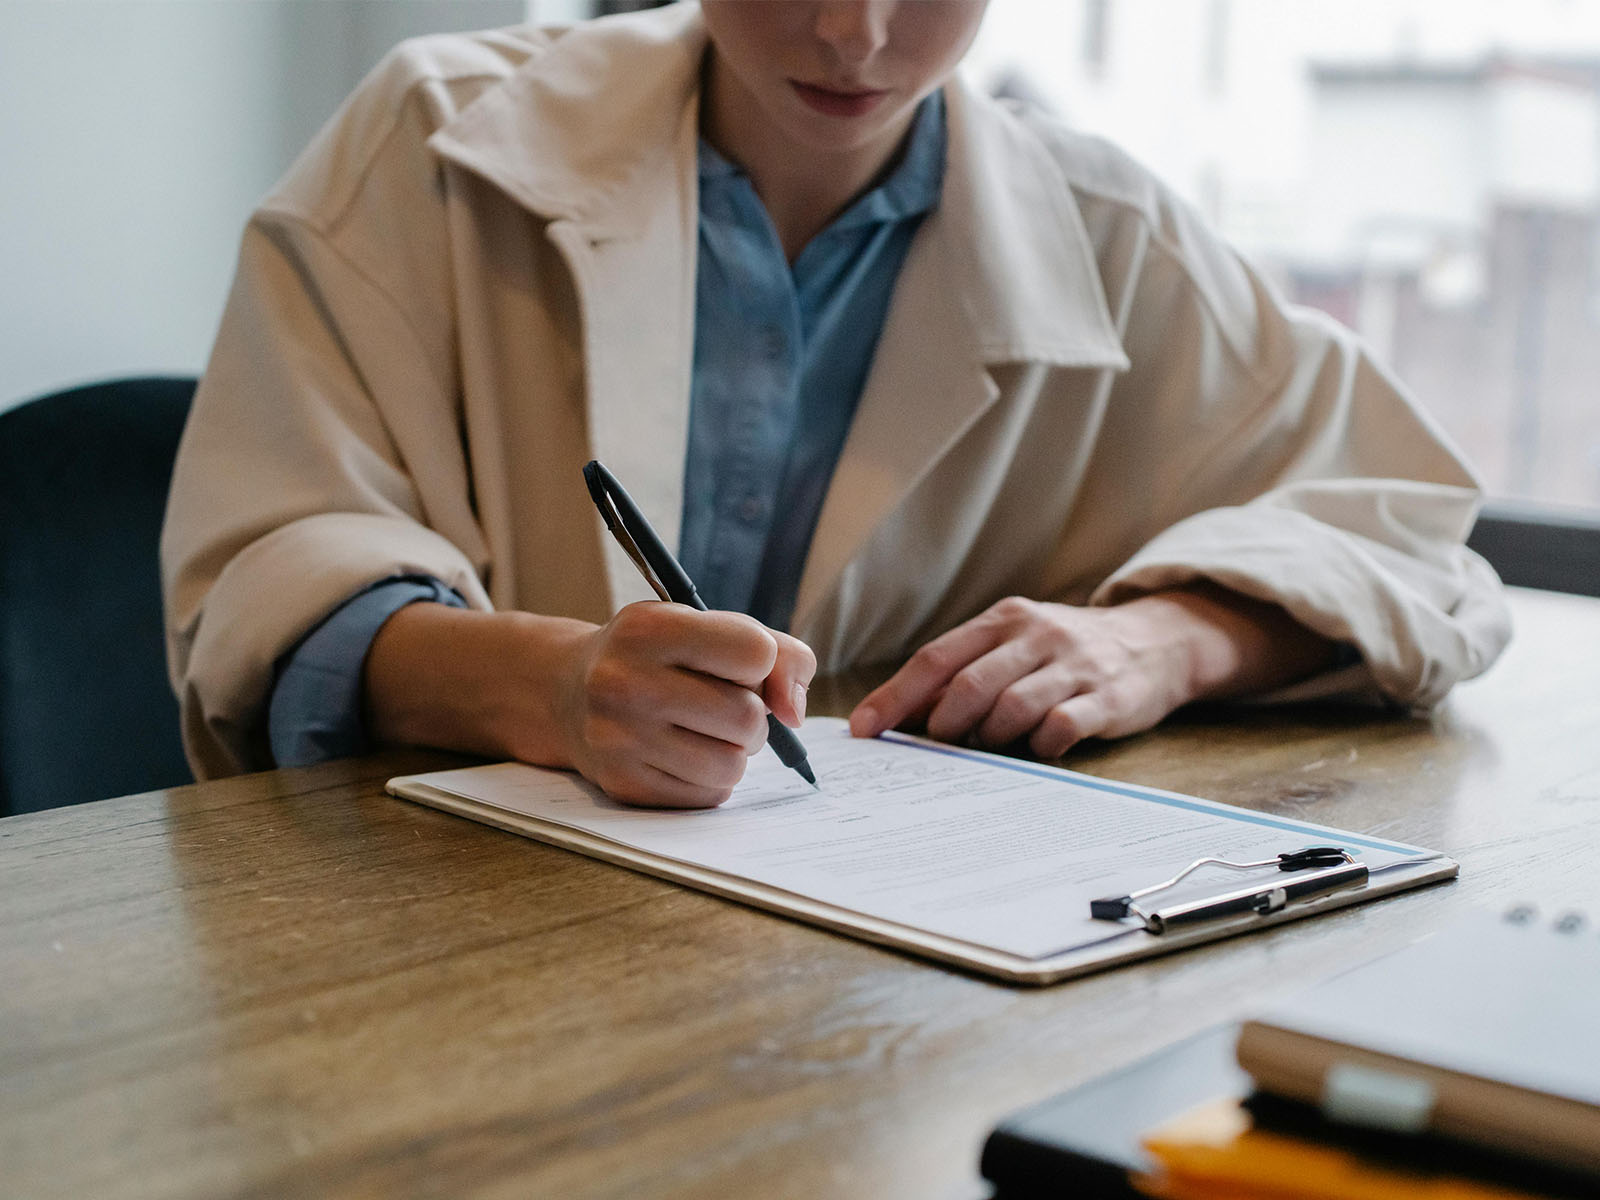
[982,908,1600,1200]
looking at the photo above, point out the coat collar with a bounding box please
[430,4,1127,369]
[428,4,708,240]
[936,77,1131,371]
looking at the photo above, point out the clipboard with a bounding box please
[386,718,1457,985]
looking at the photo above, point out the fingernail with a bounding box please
[791,681,807,724]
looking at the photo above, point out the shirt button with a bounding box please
[739,496,764,523]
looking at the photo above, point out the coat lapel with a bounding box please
[543,158,699,609]
[790,78,1131,636]
[429,6,706,609]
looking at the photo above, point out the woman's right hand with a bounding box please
[364,600,815,808]
[552,602,815,807]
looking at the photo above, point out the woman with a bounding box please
[162,1,1509,805]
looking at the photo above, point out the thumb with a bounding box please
[761,631,817,728]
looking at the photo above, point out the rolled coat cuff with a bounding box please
[1088,495,1512,710]
[175,512,492,778]
[268,576,466,769]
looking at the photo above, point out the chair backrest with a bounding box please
[1468,500,1600,599]
[0,376,196,815]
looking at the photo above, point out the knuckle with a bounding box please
[743,623,779,669]
[613,599,656,629]
[990,686,1031,729]
[1028,730,1063,759]
[584,656,634,712]
[1044,706,1083,743]
[910,639,959,675]
[609,601,666,650]
[699,785,736,809]
[925,709,961,741]
[1030,716,1076,758]
[991,595,1037,624]
[711,748,748,790]
[735,691,768,742]
[716,612,779,674]
[1097,678,1132,715]
[1038,617,1076,651]
[944,669,989,706]
[593,763,641,804]
[578,712,613,751]
[783,634,819,679]
[721,609,764,639]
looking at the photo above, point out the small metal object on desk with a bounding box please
[1090,846,1369,935]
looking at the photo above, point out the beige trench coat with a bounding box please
[162,4,1510,779]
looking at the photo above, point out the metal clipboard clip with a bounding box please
[1089,846,1369,935]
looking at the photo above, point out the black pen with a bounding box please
[582,459,818,789]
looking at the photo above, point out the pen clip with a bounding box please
[590,486,673,602]
[584,460,673,603]
[583,459,702,608]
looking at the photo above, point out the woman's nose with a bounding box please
[812,0,892,68]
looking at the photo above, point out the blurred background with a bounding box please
[4,0,1597,516]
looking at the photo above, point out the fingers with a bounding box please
[924,638,1047,742]
[612,602,780,688]
[849,595,1195,759]
[850,615,1007,738]
[575,682,759,809]
[973,663,1082,747]
[591,758,741,810]
[598,660,770,753]
[575,602,819,807]
[1029,693,1110,760]
[762,631,817,728]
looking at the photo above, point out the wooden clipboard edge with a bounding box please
[387,776,1459,986]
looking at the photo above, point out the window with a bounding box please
[966,0,1600,514]
[1081,0,1112,78]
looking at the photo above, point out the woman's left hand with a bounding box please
[848,588,1338,759]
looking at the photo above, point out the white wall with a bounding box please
[0,0,526,413]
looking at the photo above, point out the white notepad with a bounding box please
[387,717,1456,984]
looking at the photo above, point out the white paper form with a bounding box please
[395,718,1439,961]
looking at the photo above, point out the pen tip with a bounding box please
[798,761,818,788]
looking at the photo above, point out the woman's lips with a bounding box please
[791,80,890,118]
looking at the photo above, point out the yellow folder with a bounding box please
[1135,1098,1545,1200]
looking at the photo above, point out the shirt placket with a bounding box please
[699,182,803,614]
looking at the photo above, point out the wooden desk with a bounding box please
[5,588,1599,1200]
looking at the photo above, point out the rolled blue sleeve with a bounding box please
[267,575,466,767]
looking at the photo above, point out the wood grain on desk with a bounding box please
[4,588,1599,1200]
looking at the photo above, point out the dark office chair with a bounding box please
[0,376,196,815]
[1468,499,1600,598]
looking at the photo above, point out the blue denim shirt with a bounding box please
[268,94,946,768]
[680,92,944,629]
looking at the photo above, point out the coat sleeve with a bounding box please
[160,41,548,778]
[161,208,493,780]
[1080,199,1510,710]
